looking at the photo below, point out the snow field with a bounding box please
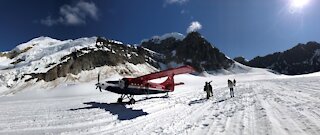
[0,71,320,134]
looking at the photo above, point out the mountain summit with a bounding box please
[141,32,234,71]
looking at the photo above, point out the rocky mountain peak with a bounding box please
[184,31,202,40]
[183,32,211,48]
[141,32,185,45]
[233,56,248,64]
[142,32,234,71]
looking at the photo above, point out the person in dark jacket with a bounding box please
[228,79,234,98]
[204,81,213,99]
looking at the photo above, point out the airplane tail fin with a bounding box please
[160,74,175,92]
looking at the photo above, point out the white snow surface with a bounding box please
[1,67,320,135]
[14,36,61,51]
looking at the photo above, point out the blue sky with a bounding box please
[0,0,320,59]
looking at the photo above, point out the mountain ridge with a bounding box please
[0,32,252,94]
[235,41,320,75]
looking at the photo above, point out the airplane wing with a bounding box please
[134,65,195,81]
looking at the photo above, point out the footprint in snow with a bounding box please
[202,124,209,127]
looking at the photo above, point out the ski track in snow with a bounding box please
[1,76,320,135]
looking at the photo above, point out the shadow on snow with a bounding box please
[136,95,169,102]
[188,98,228,105]
[69,102,149,120]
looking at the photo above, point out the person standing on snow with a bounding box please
[208,81,213,97]
[228,79,234,98]
[204,81,213,99]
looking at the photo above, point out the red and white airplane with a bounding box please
[96,65,195,104]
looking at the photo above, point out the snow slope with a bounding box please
[1,68,320,135]
[0,37,97,91]
[0,36,158,95]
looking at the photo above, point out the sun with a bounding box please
[290,0,310,9]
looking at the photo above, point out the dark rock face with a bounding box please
[27,38,155,82]
[0,46,33,59]
[141,32,234,71]
[233,56,248,65]
[244,42,320,75]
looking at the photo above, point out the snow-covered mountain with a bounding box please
[235,41,320,75]
[0,36,158,95]
[0,32,253,95]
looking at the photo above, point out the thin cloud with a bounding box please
[187,21,202,33]
[164,0,188,6]
[165,0,188,4]
[180,9,186,14]
[40,16,62,26]
[40,1,98,26]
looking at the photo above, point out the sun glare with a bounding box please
[291,0,310,8]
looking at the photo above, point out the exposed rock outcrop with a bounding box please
[141,32,234,71]
[26,38,156,82]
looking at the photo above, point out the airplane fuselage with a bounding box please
[96,81,170,95]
